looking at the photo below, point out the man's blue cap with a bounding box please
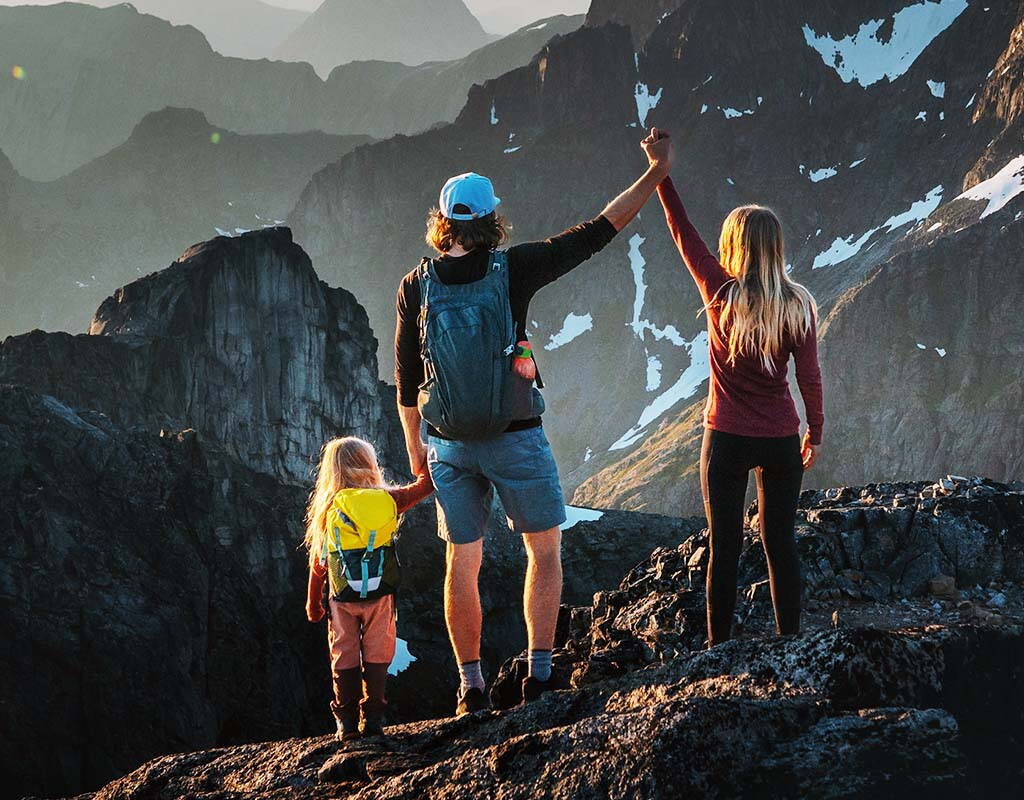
[439,172,501,221]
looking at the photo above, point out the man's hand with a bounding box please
[399,403,428,476]
[408,439,428,476]
[801,431,819,471]
[641,127,674,175]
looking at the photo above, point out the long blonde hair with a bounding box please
[714,205,817,373]
[304,437,386,565]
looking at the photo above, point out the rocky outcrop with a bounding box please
[515,479,1024,698]
[273,0,494,77]
[0,3,573,181]
[64,479,1024,799]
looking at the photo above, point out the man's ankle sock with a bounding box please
[458,660,485,693]
[528,649,552,683]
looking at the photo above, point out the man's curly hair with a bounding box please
[425,208,511,253]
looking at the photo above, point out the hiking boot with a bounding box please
[455,687,489,716]
[360,713,386,737]
[521,676,554,704]
[335,716,360,742]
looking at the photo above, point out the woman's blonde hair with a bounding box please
[714,205,817,373]
[303,437,387,565]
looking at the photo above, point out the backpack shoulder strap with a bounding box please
[417,258,434,362]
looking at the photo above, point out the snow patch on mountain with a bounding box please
[627,233,689,346]
[490,102,499,125]
[722,106,755,119]
[646,354,663,392]
[545,312,593,351]
[635,83,663,127]
[808,165,838,182]
[802,0,968,88]
[813,228,878,269]
[927,79,946,97]
[813,186,944,268]
[628,233,650,337]
[610,331,710,451]
[882,185,944,230]
[954,155,1024,219]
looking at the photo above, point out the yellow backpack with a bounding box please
[321,488,401,601]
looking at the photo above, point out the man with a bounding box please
[394,128,675,714]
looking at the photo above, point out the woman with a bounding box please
[647,129,823,647]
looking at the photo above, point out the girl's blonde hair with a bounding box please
[304,437,387,565]
[714,205,817,373]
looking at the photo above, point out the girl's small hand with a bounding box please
[801,432,818,471]
[306,602,325,623]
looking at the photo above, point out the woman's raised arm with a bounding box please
[655,174,729,302]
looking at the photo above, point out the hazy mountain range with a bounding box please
[0,2,580,179]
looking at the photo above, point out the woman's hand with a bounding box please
[801,431,818,471]
[306,601,325,623]
[641,127,674,175]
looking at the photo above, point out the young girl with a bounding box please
[648,129,823,647]
[305,437,433,740]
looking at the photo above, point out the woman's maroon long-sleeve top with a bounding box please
[656,177,824,445]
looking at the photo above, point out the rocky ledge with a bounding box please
[63,479,1024,800]
[66,624,1023,800]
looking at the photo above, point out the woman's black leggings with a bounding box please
[700,428,804,646]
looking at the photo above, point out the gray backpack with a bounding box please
[417,250,544,440]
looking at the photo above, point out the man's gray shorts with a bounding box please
[427,426,567,544]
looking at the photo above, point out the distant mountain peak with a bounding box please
[274,0,493,76]
[129,107,214,139]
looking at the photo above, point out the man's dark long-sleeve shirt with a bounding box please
[395,216,618,408]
